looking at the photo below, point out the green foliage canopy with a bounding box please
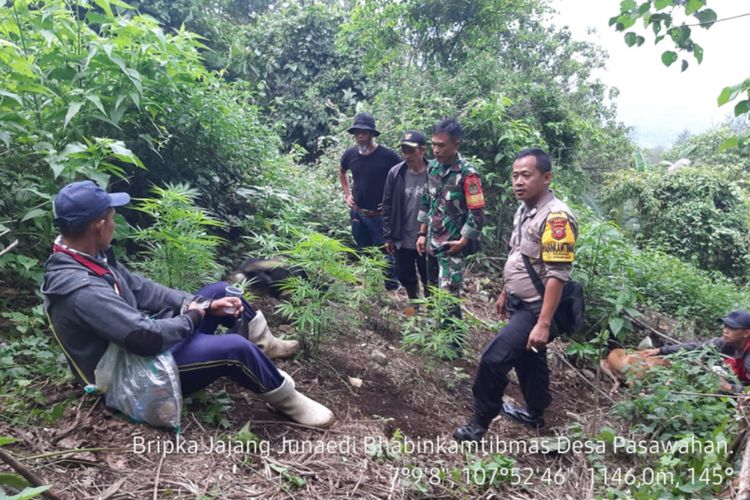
[601,166,750,279]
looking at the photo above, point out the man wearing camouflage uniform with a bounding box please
[416,119,485,353]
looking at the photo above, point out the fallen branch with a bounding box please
[624,312,680,345]
[739,430,750,498]
[671,391,748,399]
[0,239,18,258]
[152,451,166,500]
[21,447,123,461]
[553,352,615,404]
[0,447,62,500]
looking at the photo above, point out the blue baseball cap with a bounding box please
[721,310,750,329]
[53,180,130,227]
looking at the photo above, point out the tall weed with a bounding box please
[129,184,224,291]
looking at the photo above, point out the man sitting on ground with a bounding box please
[41,181,334,427]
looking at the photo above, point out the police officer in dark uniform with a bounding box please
[454,148,578,441]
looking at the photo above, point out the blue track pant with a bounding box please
[169,281,283,395]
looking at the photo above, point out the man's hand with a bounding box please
[384,241,395,256]
[641,348,661,357]
[345,193,355,209]
[444,237,469,255]
[495,290,508,320]
[187,300,208,319]
[526,322,551,351]
[416,235,426,255]
[209,297,243,318]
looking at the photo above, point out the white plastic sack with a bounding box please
[92,342,183,431]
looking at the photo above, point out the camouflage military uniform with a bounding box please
[417,154,485,295]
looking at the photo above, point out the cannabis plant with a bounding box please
[401,286,470,360]
[129,184,224,291]
[276,232,360,358]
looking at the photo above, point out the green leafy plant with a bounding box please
[129,184,224,291]
[276,232,359,359]
[611,0,749,137]
[401,287,470,361]
[348,247,389,318]
[601,167,750,279]
[268,463,306,491]
[0,319,71,425]
[616,346,738,441]
[573,209,750,338]
[612,346,738,498]
[0,0,209,278]
[185,388,233,429]
[565,340,599,364]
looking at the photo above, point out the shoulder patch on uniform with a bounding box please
[464,174,485,210]
[542,211,575,263]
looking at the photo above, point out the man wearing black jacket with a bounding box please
[383,131,438,300]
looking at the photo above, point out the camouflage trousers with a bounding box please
[436,253,464,327]
[437,254,464,296]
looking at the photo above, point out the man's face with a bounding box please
[512,155,551,205]
[431,133,459,164]
[353,129,373,148]
[722,325,750,347]
[401,144,425,163]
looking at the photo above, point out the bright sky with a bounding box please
[551,0,750,148]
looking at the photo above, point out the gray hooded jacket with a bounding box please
[41,248,202,386]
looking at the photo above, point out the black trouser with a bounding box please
[471,295,553,427]
[394,247,438,299]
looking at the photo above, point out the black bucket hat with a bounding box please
[347,112,380,136]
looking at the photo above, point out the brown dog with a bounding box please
[600,348,670,392]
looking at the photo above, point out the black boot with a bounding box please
[501,401,545,429]
[405,283,419,300]
[453,416,488,442]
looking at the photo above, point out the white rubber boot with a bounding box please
[260,370,334,428]
[245,311,300,359]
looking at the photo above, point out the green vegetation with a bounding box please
[608,347,736,498]
[402,287,470,361]
[1,0,749,497]
[277,232,388,359]
[129,184,224,290]
[601,166,749,279]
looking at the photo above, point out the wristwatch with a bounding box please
[193,297,212,311]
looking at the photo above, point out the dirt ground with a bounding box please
[0,275,648,499]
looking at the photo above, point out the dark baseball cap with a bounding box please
[721,310,750,329]
[400,130,427,148]
[53,180,130,227]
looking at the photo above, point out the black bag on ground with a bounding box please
[522,255,584,335]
